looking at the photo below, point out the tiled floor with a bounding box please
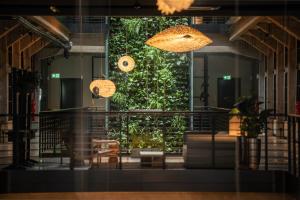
[0,192,295,200]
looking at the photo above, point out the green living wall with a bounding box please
[108,17,190,152]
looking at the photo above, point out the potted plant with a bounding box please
[130,130,164,158]
[233,96,272,170]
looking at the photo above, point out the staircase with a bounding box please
[0,121,39,168]
[259,135,288,171]
[0,142,12,168]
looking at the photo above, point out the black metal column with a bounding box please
[288,117,292,173]
[12,68,20,167]
[203,55,209,107]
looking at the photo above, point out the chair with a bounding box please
[91,139,120,168]
[107,143,120,166]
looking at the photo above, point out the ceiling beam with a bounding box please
[0,21,19,39]
[27,16,70,42]
[239,34,272,55]
[27,39,49,57]
[230,16,264,41]
[256,22,289,47]
[292,16,300,23]
[267,16,300,40]
[226,16,242,25]
[6,25,28,47]
[247,29,277,52]
[20,34,40,52]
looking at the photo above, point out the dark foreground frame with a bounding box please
[0,169,288,193]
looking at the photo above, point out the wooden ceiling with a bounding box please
[229,16,300,55]
[0,0,299,16]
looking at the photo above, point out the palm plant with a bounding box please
[234,96,272,138]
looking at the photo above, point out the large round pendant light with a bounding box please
[89,80,102,97]
[89,79,116,98]
[157,0,194,15]
[99,80,116,98]
[118,55,135,72]
[146,25,212,53]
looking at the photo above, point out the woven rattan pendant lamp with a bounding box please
[89,79,116,98]
[118,55,135,73]
[146,25,212,53]
[157,0,194,15]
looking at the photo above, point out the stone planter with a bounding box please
[238,137,261,170]
[248,138,261,170]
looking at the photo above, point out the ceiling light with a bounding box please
[146,25,213,53]
[157,0,194,15]
[118,56,135,73]
[49,5,59,13]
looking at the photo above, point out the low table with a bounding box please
[140,151,164,168]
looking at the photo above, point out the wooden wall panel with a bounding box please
[12,40,20,68]
[288,36,297,114]
[0,39,8,115]
[267,50,274,110]
[23,49,31,70]
[258,53,266,110]
[276,43,285,114]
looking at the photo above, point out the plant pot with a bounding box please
[248,138,261,170]
[238,137,261,170]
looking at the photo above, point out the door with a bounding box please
[217,78,240,109]
[60,78,82,109]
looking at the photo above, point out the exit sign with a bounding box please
[51,73,60,79]
[223,75,231,80]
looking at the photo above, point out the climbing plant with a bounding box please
[108,17,190,152]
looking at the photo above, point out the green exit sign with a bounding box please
[223,75,231,80]
[51,73,60,79]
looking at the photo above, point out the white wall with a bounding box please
[47,53,105,110]
[193,53,259,108]
[196,33,260,59]
[193,33,260,108]
[208,54,257,106]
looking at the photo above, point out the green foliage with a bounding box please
[108,17,190,152]
[109,17,190,111]
[233,96,272,138]
[131,129,164,149]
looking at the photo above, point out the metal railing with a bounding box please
[288,115,300,177]
[37,107,289,171]
[39,108,230,169]
[0,109,292,171]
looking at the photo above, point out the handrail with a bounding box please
[288,114,300,118]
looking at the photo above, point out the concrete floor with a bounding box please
[0,192,295,200]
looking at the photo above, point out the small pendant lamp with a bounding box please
[118,55,135,72]
[89,79,116,98]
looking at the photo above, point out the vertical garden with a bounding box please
[108,17,190,152]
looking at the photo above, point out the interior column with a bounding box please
[288,36,297,114]
[276,43,285,114]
